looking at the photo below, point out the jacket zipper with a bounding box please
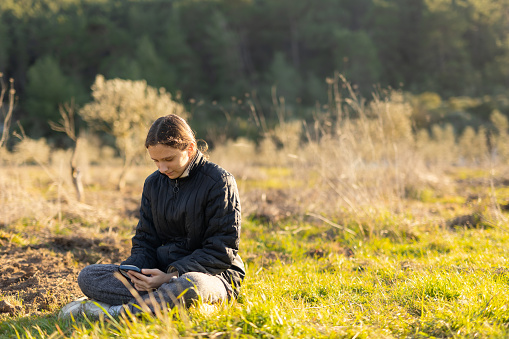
[173,179,179,194]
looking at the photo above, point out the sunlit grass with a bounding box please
[494,187,509,201]
[3,217,509,338]
[2,162,509,338]
[236,166,305,191]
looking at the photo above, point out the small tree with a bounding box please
[80,75,187,190]
[0,73,15,151]
[49,101,85,202]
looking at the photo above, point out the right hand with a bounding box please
[127,268,178,291]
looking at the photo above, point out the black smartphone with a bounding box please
[118,265,144,279]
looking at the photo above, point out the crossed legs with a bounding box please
[77,264,229,315]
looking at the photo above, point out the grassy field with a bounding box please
[2,86,509,338]
[1,162,509,338]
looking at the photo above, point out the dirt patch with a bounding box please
[0,234,129,318]
[242,188,302,223]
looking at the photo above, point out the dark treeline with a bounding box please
[1,0,509,143]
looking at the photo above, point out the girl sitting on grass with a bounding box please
[59,114,245,318]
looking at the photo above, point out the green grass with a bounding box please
[3,219,509,338]
[452,168,494,181]
[238,167,303,190]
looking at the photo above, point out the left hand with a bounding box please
[127,268,178,292]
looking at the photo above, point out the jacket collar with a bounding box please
[177,151,203,180]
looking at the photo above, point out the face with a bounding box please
[147,143,195,179]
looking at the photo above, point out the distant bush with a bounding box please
[79,75,187,189]
[13,138,51,165]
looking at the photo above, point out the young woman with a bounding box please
[60,114,245,318]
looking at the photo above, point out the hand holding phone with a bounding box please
[118,264,145,279]
[118,267,174,291]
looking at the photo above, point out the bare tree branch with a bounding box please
[49,100,84,202]
[0,74,15,150]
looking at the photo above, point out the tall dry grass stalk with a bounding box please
[216,74,509,236]
[295,80,425,235]
[0,146,149,234]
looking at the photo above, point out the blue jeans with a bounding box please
[77,264,229,314]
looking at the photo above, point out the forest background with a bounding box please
[1,0,509,147]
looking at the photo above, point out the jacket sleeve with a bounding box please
[169,174,241,275]
[121,178,161,269]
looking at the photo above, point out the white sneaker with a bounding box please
[58,297,111,319]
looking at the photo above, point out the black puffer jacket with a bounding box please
[121,151,245,295]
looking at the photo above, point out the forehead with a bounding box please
[147,144,184,159]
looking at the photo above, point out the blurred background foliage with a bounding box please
[1,0,509,148]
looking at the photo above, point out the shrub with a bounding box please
[79,75,187,189]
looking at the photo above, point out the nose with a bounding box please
[158,162,168,173]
